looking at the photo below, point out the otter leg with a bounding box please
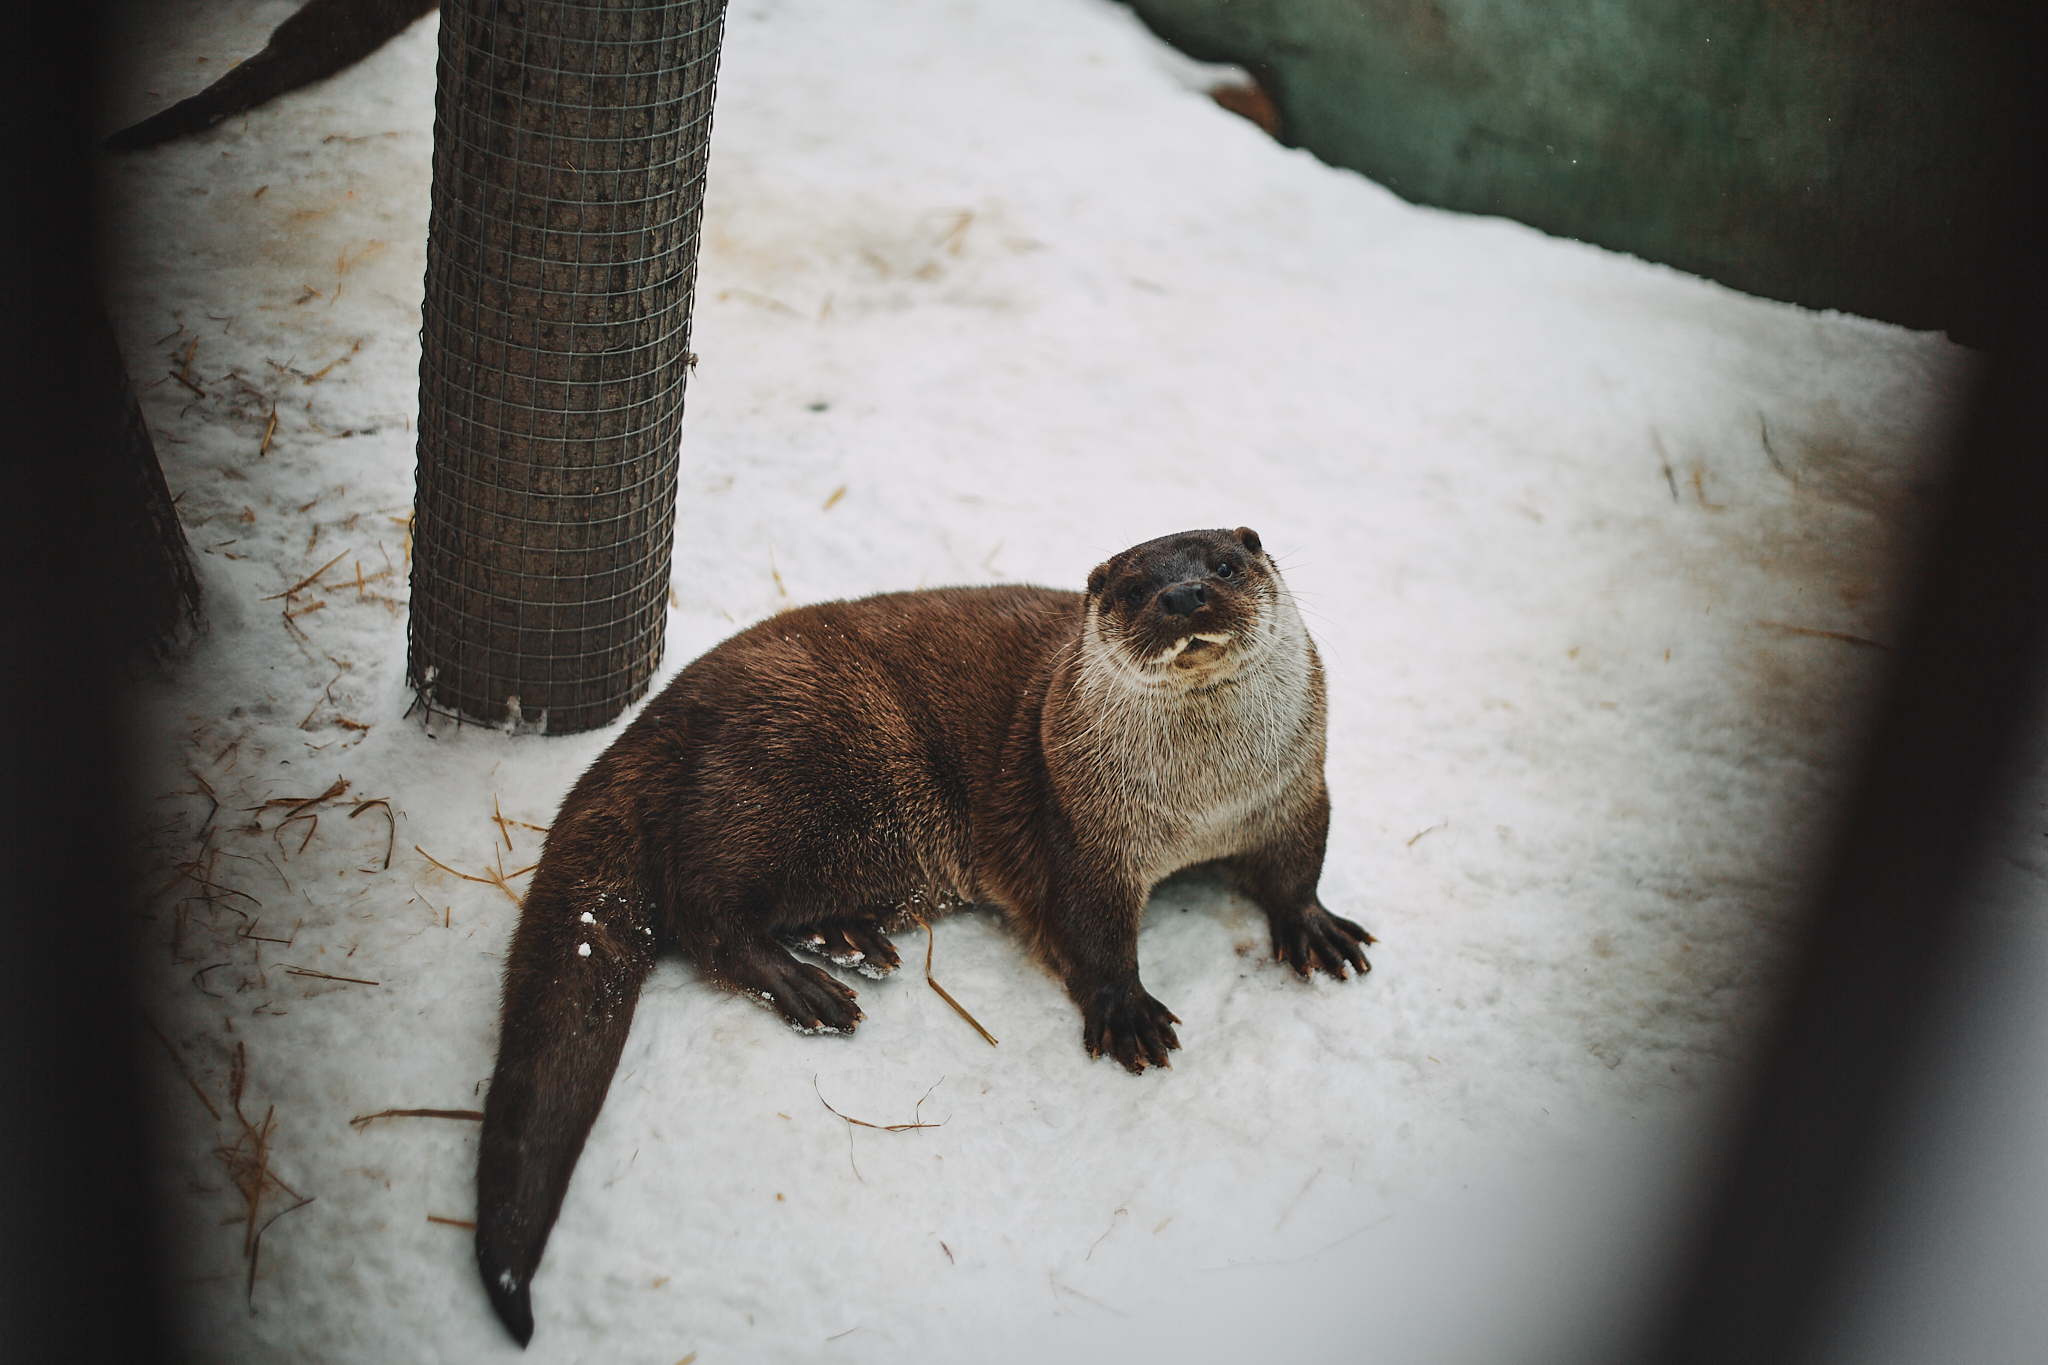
[782,917,903,980]
[1221,845,1374,980]
[1041,880,1180,1073]
[707,933,867,1034]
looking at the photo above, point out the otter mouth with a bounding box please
[1163,631,1234,667]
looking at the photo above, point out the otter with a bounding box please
[475,526,1372,1345]
[104,0,436,151]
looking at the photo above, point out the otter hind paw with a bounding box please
[784,918,903,979]
[734,951,865,1034]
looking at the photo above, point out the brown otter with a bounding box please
[104,0,436,151]
[475,526,1372,1345]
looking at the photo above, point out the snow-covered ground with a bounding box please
[99,1,2012,1361]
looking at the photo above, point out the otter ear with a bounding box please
[1087,563,1109,596]
[1233,527,1263,556]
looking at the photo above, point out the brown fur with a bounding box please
[105,0,437,152]
[474,526,1371,1344]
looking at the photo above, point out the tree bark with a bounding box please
[411,0,726,734]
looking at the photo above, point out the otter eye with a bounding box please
[1215,560,1235,578]
[1124,582,1148,605]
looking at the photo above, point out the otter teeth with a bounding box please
[1171,632,1233,655]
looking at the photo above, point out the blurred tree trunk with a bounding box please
[90,299,204,663]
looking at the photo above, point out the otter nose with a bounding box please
[1159,582,1208,616]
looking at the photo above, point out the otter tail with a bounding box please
[105,0,436,151]
[476,874,656,1347]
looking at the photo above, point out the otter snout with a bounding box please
[1159,582,1209,616]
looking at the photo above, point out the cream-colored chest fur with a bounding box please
[1051,585,1321,883]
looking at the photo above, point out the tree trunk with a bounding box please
[411,0,726,734]
[90,299,204,663]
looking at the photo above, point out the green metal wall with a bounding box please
[1129,0,2038,341]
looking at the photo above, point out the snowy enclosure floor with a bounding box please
[100,1,1988,1361]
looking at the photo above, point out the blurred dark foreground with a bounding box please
[4,4,2042,1362]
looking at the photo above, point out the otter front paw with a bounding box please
[1271,903,1374,980]
[1082,984,1181,1073]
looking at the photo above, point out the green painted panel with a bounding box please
[1128,0,2037,339]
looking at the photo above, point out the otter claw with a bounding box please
[785,919,902,978]
[739,952,864,1034]
[1082,984,1181,1073]
[1271,904,1374,981]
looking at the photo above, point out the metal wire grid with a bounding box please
[410,0,727,734]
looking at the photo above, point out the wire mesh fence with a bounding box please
[410,0,727,734]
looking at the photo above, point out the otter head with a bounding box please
[1084,526,1278,686]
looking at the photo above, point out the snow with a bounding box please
[96,0,2032,1362]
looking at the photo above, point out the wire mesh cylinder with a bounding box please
[410,0,726,734]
